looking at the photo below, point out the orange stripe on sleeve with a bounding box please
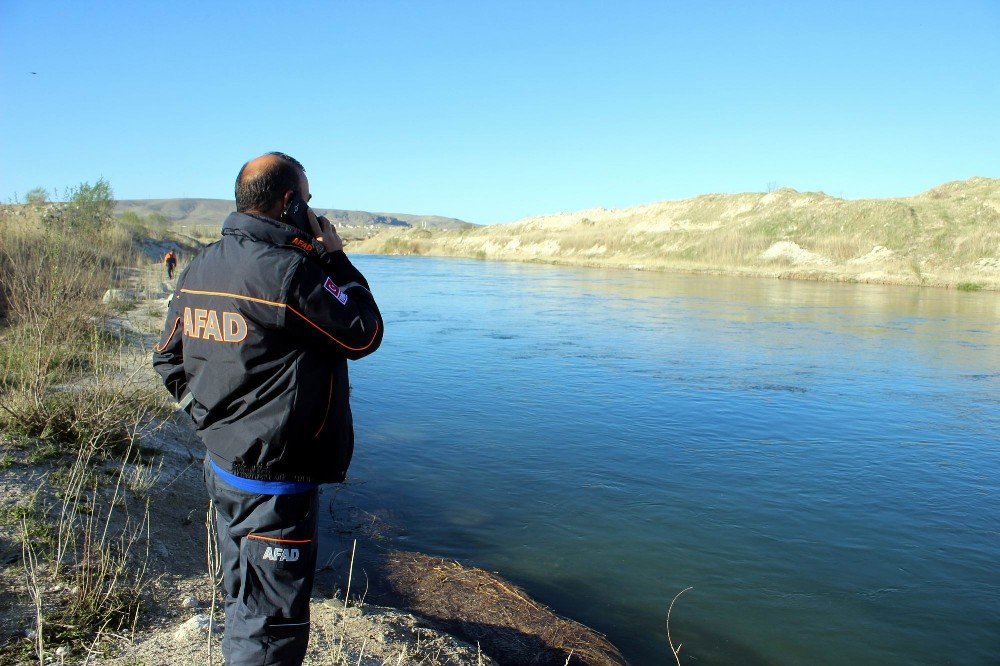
[179,288,287,308]
[286,305,380,352]
[155,316,181,353]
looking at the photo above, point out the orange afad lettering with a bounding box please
[291,237,313,252]
[182,307,248,343]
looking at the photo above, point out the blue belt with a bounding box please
[210,459,318,495]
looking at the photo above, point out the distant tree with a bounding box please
[147,212,170,235]
[766,181,779,193]
[119,210,142,226]
[67,178,115,229]
[25,187,49,205]
[119,210,171,237]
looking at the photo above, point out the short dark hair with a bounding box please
[235,152,305,213]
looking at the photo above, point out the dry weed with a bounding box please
[384,551,625,666]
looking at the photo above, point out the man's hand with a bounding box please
[308,211,344,253]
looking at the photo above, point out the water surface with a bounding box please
[325,255,999,665]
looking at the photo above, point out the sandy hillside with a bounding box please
[354,177,1000,289]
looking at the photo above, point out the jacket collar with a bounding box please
[221,212,328,260]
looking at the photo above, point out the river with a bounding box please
[321,254,999,665]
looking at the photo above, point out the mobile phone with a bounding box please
[280,193,312,233]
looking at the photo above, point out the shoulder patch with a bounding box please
[323,277,349,305]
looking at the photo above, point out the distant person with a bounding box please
[163,250,178,279]
[152,152,384,665]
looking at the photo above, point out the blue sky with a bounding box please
[2,1,998,224]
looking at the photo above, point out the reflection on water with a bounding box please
[324,255,999,665]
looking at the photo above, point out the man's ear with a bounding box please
[281,190,296,211]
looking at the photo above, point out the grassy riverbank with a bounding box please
[0,185,177,662]
[353,177,1000,290]
[0,188,625,665]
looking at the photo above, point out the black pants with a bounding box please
[204,459,319,666]
[167,264,175,279]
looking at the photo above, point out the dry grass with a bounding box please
[355,178,1000,288]
[666,587,692,666]
[175,224,221,245]
[20,431,153,663]
[0,200,169,452]
[383,551,626,666]
[0,190,168,663]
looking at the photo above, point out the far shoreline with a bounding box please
[349,247,1000,293]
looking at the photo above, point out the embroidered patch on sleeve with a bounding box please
[323,277,349,305]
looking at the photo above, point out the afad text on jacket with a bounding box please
[153,212,384,484]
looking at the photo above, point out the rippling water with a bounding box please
[323,255,999,665]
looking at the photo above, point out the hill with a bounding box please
[115,198,473,238]
[353,177,1000,290]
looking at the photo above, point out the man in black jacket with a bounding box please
[153,152,383,665]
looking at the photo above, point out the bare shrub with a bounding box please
[0,197,162,452]
[0,185,163,661]
[21,431,152,662]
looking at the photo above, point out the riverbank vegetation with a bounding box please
[0,184,183,662]
[353,177,1000,290]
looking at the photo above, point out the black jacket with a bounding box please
[152,212,383,484]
